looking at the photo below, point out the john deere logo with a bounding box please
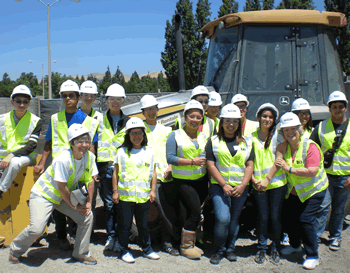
[280,96,290,106]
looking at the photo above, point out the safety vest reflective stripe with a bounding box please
[97,113,115,162]
[286,138,328,202]
[37,179,62,202]
[118,189,150,198]
[243,119,258,137]
[0,111,40,160]
[171,129,207,180]
[210,135,250,186]
[318,118,350,175]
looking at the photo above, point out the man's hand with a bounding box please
[344,177,350,189]
[112,191,119,204]
[34,164,45,175]
[77,202,91,216]
[150,190,156,203]
[0,154,14,169]
[164,167,172,181]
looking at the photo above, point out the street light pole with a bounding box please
[16,0,80,99]
[42,63,45,98]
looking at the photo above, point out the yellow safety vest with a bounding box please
[144,122,172,182]
[210,135,251,186]
[318,118,350,176]
[97,113,126,162]
[171,128,207,180]
[175,115,214,140]
[301,127,313,140]
[252,130,287,190]
[243,119,258,137]
[51,110,97,159]
[0,111,40,161]
[285,138,328,202]
[117,146,154,203]
[34,150,94,204]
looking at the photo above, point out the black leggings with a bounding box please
[163,175,208,232]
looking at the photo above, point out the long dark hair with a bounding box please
[257,108,277,149]
[293,110,313,132]
[217,118,244,144]
[122,128,148,155]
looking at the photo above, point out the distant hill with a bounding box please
[72,71,166,83]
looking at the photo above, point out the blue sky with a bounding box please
[1,0,326,80]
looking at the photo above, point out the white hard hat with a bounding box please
[279,112,301,128]
[11,84,32,99]
[190,85,209,99]
[327,91,348,106]
[291,98,311,112]
[140,94,158,109]
[183,100,204,115]
[67,123,90,142]
[208,91,222,106]
[80,80,98,94]
[60,80,80,93]
[125,117,146,132]
[105,83,126,98]
[231,94,249,107]
[220,104,241,119]
[256,103,279,120]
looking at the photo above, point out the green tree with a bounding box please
[276,0,315,9]
[16,72,42,97]
[0,73,16,97]
[87,74,99,85]
[262,0,274,10]
[195,0,211,85]
[157,71,171,92]
[99,66,113,94]
[113,66,126,86]
[218,0,239,18]
[325,0,350,75]
[81,75,85,84]
[244,0,261,11]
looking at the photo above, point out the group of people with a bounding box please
[1,81,349,270]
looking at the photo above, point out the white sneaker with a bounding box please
[143,252,160,260]
[104,236,115,250]
[280,245,302,255]
[302,258,319,270]
[122,252,135,263]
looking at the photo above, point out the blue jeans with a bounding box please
[327,174,350,239]
[315,188,331,240]
[285,190,326,259]
[99,177,117,238]
[211,184,248,254]
[117,200,153,255]
[254,185,287,250]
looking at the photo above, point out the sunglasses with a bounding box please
[62,93,77,99]
[14,99,29,105]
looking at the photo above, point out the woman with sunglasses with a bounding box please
[174,86,215,140]
[251,103,287,264]
[206,104,254,265]
[291,98,314,139]
[165,100,208,259]
[112,117,159,263]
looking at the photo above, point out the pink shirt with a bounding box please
[292,143,321,167]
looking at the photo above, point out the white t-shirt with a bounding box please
[53,151,98,188]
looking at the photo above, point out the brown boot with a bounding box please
[180,228,201,259]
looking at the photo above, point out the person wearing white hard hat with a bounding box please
[140,95,179,256]
[205,104,254,264]
[98,83,130,252]
[34,79,99,251]
[174,85,215,140]
[309,90,350,251]
[111,117,159,263]
[250,103,287,264]
[231,93,258,136]
[291,98,314,139]
[166,100,208,260]
[9,124,98,265]
[206,91,222,132]
[0,85,42,197]
[269,112,328,270]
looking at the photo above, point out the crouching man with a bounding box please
[9,124,98,265]
[0,85,41,196]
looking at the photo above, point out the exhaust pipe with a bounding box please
[175,14,186,91]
